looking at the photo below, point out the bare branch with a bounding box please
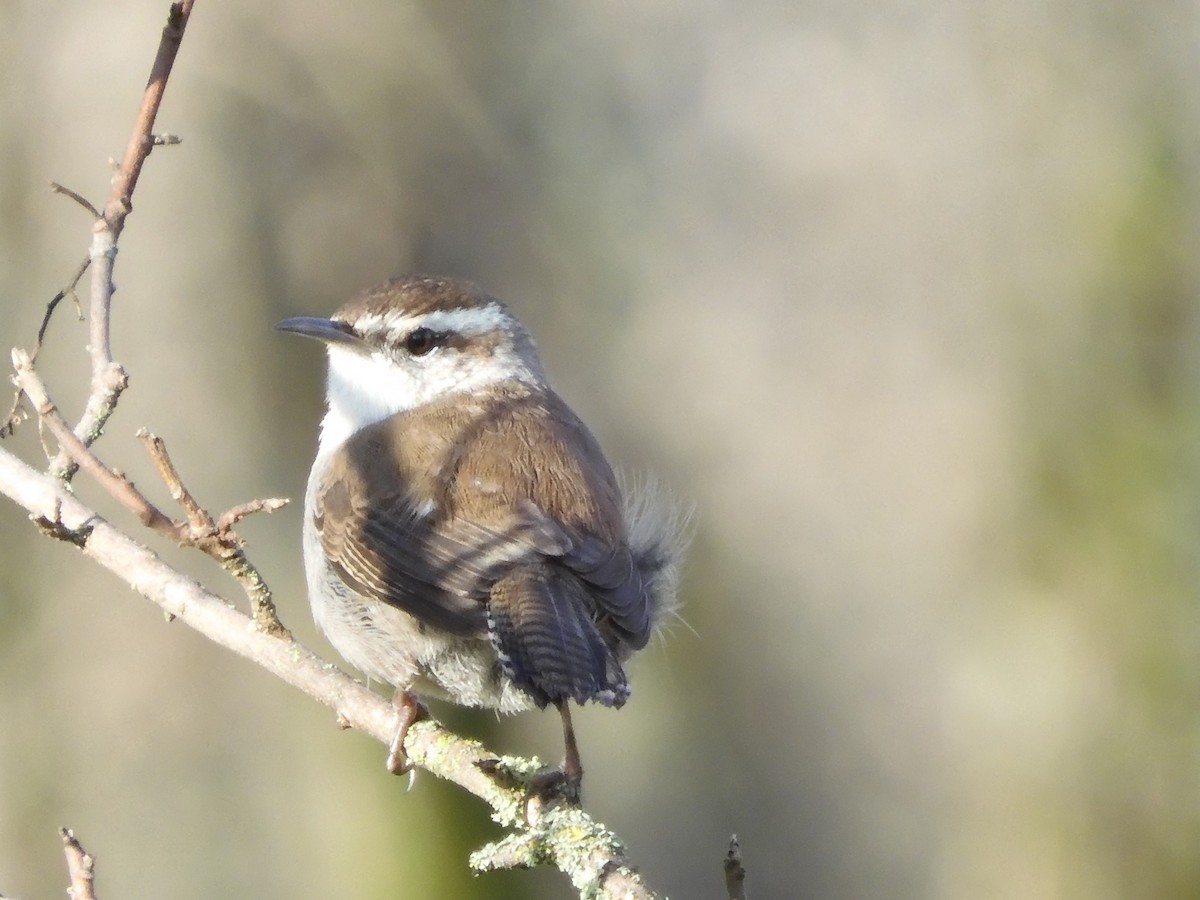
[44,220,128,478]
[50,0,195,480]
[12,354,291,634]
[13,349,179,536]
[60,828,98,900]
[218,496,289,531]
[137,428,290,636]
[102,1,194,236]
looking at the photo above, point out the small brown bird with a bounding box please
[277,275,684,798]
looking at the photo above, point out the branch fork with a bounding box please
[10,349,288,634]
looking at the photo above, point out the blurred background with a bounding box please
[2,1,1199,898]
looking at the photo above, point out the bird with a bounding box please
[276,274,685,801]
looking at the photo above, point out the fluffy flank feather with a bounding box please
[618,472,693,639]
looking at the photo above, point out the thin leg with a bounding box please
[522,700,584,820]
[386,689,428,776]
[557,700,583,786]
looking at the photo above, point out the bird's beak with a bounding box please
[275,316,364,348]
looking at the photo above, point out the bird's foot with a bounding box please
[386,689,429,779]
[521,764,582,824]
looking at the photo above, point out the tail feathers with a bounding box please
[487,565,630,708]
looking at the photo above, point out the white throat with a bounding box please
[316,342,542,460]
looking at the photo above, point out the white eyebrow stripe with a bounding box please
[353,304,513,340]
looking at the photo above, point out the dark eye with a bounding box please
[404,327,438,356]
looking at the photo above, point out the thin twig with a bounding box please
[0,388,28,440]
[60,828,98,900]
[50,181,102,219]
[36,256,91,354]
[0,255,91,438]
[219,497,289,531]
[138,428,212,533]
